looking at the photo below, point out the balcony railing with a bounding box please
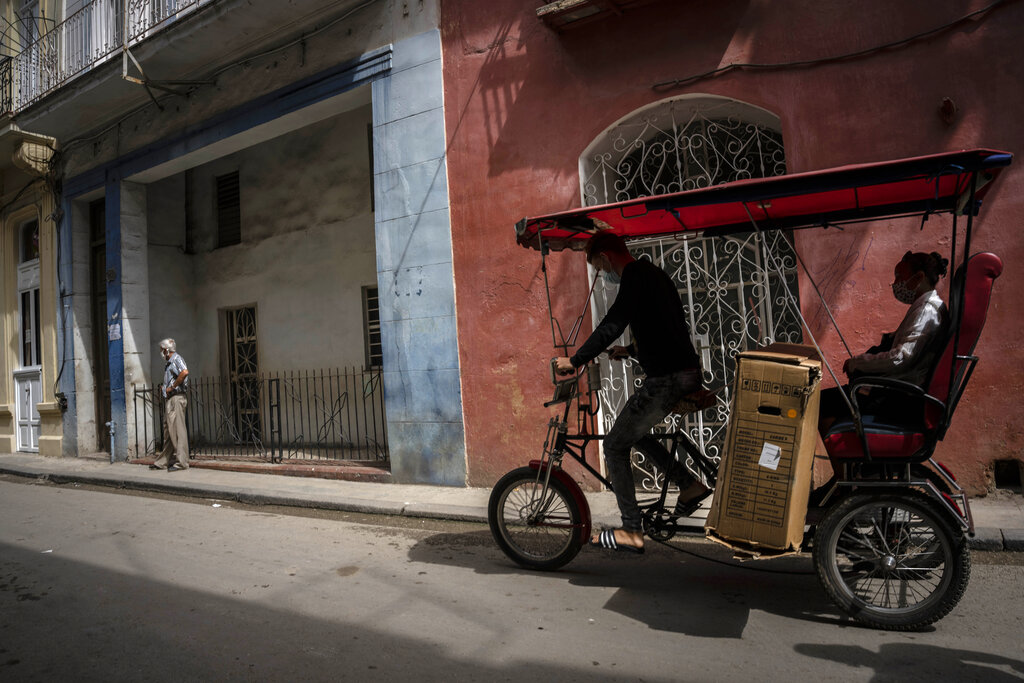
[1,57,12,115]
[11,0,213,112]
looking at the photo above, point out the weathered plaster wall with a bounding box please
[67,198,100,454]
[58,0,439,181]
[146,105,377,382]
[120,181,151,458]
[49,2,465,483]
[441,0,1024,493]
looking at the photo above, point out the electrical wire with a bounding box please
[59,0,383,154]
[652,0,1015,91]
[206,0,382,80]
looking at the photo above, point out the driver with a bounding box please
[555,232,708,554]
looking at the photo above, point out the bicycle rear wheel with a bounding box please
[488,467,585,571]
[813,492,970,630]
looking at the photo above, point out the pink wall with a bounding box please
[441,0,1024,492]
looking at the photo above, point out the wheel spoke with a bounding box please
[816,494,966,627]
[490,472,585,568]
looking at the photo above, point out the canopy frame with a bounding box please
[518,149,1012,433]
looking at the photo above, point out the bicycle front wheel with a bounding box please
[488,467,585,571]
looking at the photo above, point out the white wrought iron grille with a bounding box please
[582,99,787,206]
[581,97,802,491]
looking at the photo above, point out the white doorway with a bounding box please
[14,369,41,452]
[15,218,42,452]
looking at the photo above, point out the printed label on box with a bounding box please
[758,442,782,470]
[722,419,795,528]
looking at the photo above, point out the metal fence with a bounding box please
[133,367,389,464]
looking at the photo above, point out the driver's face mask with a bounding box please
[593,255,619,285]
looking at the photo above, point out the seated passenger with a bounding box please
[819,251,949,432]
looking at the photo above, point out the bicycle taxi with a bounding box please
[487,148,1012,630]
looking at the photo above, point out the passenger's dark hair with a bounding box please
[902,251,949,287]
[585,232,629,261]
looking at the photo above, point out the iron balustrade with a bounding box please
[0,57,11,115]
[126,0,207,45]
[10,0,213,112]
[133,367,389,464]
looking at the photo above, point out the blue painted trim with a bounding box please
[63,45,392,199]
[57,195,77,458]
[104,178,127,461]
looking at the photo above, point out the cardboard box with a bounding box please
[704,343,822,556]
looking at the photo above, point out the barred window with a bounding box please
[581,95,799,490]
[362,286,382,368]
[216,171,241,248]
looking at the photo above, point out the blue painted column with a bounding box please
[57,195,77,458]
[372,29,467,485]
[104,176,127,460]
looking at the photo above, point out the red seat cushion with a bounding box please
[824,429,926,460]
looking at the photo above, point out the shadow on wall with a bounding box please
[444,0,753,179]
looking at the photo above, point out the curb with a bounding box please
[2,462,1021,550]
[0,465,436,521]
[968,527,1007,551]
[130,458,394,483]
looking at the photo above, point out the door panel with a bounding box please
[15,370,41,452]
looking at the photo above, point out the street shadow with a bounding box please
[407,529,841,638]
[794,643,1024,682]
[0,541,673,682]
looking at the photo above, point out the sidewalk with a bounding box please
[1,452,1021,551]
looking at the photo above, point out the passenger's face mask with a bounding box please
[891,274,919,304]
[603,269,620,286]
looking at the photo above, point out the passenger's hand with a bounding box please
[607,345,630,361]
[554,357,575,376]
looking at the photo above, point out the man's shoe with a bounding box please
[168,464,187,472]
[673,486,712,517]
[149,464,165,470]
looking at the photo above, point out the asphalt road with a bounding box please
[1,476,1022,682]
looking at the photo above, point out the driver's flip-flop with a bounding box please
[589,529,645,554]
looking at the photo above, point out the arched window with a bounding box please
[580,96,801,490]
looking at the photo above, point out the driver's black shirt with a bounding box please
[570,259,700,377]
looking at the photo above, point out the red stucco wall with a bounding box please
[441,0,1024,493]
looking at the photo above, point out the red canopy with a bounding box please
[516,149,1012,251]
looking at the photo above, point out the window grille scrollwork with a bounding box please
[579,97,801,493]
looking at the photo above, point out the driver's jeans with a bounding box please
[604,368,702,532]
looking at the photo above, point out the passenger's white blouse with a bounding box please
[846,289,946,386]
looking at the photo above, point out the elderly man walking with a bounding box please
[150,338,191,471]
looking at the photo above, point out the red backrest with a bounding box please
[924,252,1002,428]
